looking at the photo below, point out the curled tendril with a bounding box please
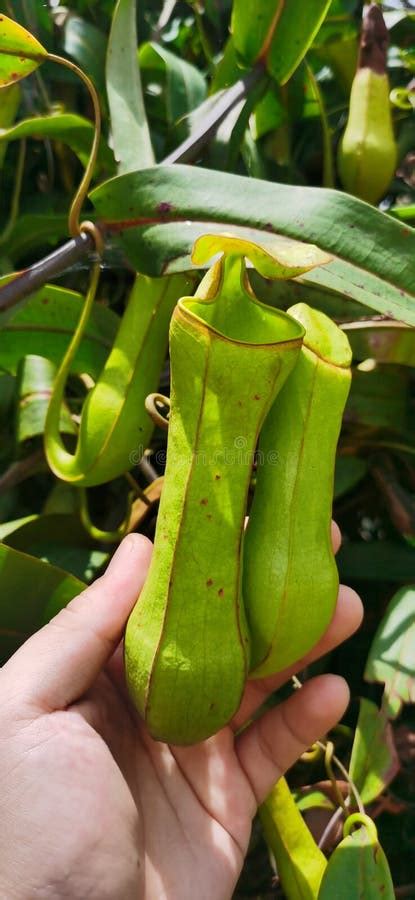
[390,86,415,111]
[293,675,365,817]
[343,812,378,843]
[79,220,105,255]
[300,742,323,763]
[145,393,171,430]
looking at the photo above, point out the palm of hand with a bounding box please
[0,534,361,900]
[1,668,252,900]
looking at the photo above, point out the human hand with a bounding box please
[0,527,362,900]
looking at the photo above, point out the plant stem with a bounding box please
[193,5,215,67]
[305,60,334,188]
[161,65,265,163]
[46,53,102,237]
[0,230,95,311]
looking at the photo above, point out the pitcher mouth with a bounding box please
[176,255,305,349]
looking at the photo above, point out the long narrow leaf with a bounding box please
[0,113,114,169]
[91,165,415,325]
[365,586,415,719]
[260,776,327,899]
[0,542,83,663]
[106,0,154,172]
[231,0,331,84]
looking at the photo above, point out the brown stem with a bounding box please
[0,230,96,312]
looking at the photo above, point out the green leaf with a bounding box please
[250,270,370,320]
[139,41,207,125]
[334,457,368,499]
[343,321,415,367]
[338,542,415,583]
[295,789,335,814]
[210,37,243,93]
[365,585,415,719]
[2,513,108,582]
[0,112,114,170]
[318,815,394,900]
[390,204,415,222]
[231,0,281,68]
[0,541,83,664]
[345,367,409,434]
[1,213,68,261]
[260,776,327,900]
[106,0,154,173]
[0,283,119,379]
[0,516,38,541]
[349,698,400,805]
[312,6,358,95]
[43,481,77,516]
[0,82,20,166]
[231,0,332,84]
[301,258,415,326]
[15,354,76,444]
[252,87,285,140]
[63,15,107,93]
[209,77,265,173]
[90,165,415,325]
[0,83,20,126]
[0,14,47,86]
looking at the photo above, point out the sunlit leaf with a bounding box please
[106,0,154,173]
[390,204,415,222]
[3,513,108,583]
[210,37,243,93]
[295,789,335,814]
[231,0,332,84]
[318,815,394,899]
[63,15,107,93]
[0,516,37,541]
[90,165,415,325]
[260,776,327,900]
[252,87,285,140]
[349,698,400,805]
[15,355,76,444]
[0,541,83,664]
[250,270,370,321]
[0,14,47,87]
[0,283,119,379]
[139,41,207,125]
[365,585,415,719]
[0,113,114,169]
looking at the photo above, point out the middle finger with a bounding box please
[231,583,362,732]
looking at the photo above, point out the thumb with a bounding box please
[1,534,152,711]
